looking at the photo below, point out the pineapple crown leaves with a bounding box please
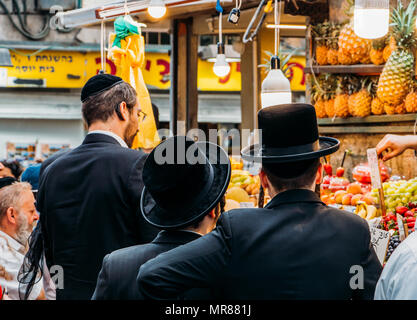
[258,49,299,76]
[312,20,330,46]
[391,0,417,51]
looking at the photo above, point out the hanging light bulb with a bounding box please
[147,0,166,19]
[354,0,389,39]
[261,56,291,108]
[213,42,231,77]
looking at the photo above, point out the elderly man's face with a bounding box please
[15,190,39,245]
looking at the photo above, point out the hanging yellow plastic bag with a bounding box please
[108,16,160,149]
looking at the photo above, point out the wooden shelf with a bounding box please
[317,114,417,125]
[304,64,384,75]
[317,113,417,134]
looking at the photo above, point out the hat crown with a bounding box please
[258,104,319,149]
[143,136,211,211]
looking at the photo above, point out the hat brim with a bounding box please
[241,136,340,163]
[140,142,231,229]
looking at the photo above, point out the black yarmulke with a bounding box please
[81,74,124,102]
[0,177,17,189]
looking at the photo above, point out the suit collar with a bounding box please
[265,189,324,209]
[152,230,201,245]
[82,133,123,146]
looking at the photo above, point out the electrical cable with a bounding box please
[0,0,50,40]
[242,0,272,43]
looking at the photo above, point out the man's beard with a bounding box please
[124,117,139,148]
[15,212,35,247]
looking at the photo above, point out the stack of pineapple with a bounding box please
[311,0,417,118]
[311,0,397,66]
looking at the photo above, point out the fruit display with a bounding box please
[385,235,401,262]
[370,177,417,211]
[354,202,380,220]
[377,0,417,107]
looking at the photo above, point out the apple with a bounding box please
[351,194,364,206]
[342,193,353,206]
[347,182,363,195]
[334,190,347,204]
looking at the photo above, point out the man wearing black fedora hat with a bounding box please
[137,104,382,300]
[32,74,159,300]
[91,136,230,299]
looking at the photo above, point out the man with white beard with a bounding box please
[0,182,47,300]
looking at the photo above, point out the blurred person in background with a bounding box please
[0,182,54,300]
[0,159,24,180]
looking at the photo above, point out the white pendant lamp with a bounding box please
[261,56,291,108]
[212,11,231,77]
[213,43,231,77]
[354,0,389,39]
[261,0,291,108]
[147,0,167,19]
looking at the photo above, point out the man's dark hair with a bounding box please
[262,158,321,192]
[172,196,225,231]
[82,82,137,127]
[1,159,24,179]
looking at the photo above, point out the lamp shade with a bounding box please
[147,0,167,18]
[261,68,291,108]
[354,0,389,39]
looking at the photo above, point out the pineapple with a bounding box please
[310,75,327,118]
[334,76,350,118]
[327,23,340,65]
[383,36,396,63]
[377,0,417,106]
[348,76,361,116]
[312,22,329,65]
[338,0,371,65]
[395,102,406,114]
[370,36,386,65]
[371,97,385,115]
[384,103,396,115]
[353,77,372,117]
[405,82,417,113]
[370,77,385,115]
[324,75,337,118]
[337,47,353,65]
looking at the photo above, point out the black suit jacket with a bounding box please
[37,133,159,300]
[137,189,382,300]
[91,230,203,300]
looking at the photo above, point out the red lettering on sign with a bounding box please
[145,60,151,71]
[219,71,231,84]
[157,59,170,84]
[236,62,241,73]
[288,62,306,86]
[95,57,117,75]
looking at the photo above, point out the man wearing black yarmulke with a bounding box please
[35,74,158,300]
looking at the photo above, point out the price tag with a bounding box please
[240,202,255,208]
[369,227,390,264]
[367,148,381,189]
[397,214,406,242]
[0,68,7,87]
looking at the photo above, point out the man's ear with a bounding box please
[208,208,216,219]
[5,207,17,225]
[259,169,270,190]
[315,163,323,184]
[116,101,129,121]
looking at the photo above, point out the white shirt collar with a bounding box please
[88,130,128,148]
[0,230,25,252]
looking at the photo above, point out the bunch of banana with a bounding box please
[355,202,380,220]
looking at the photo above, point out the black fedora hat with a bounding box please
[140,136,231,229]
[241,103,340,163]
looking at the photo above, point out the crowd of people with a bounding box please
[1,73,417,300]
